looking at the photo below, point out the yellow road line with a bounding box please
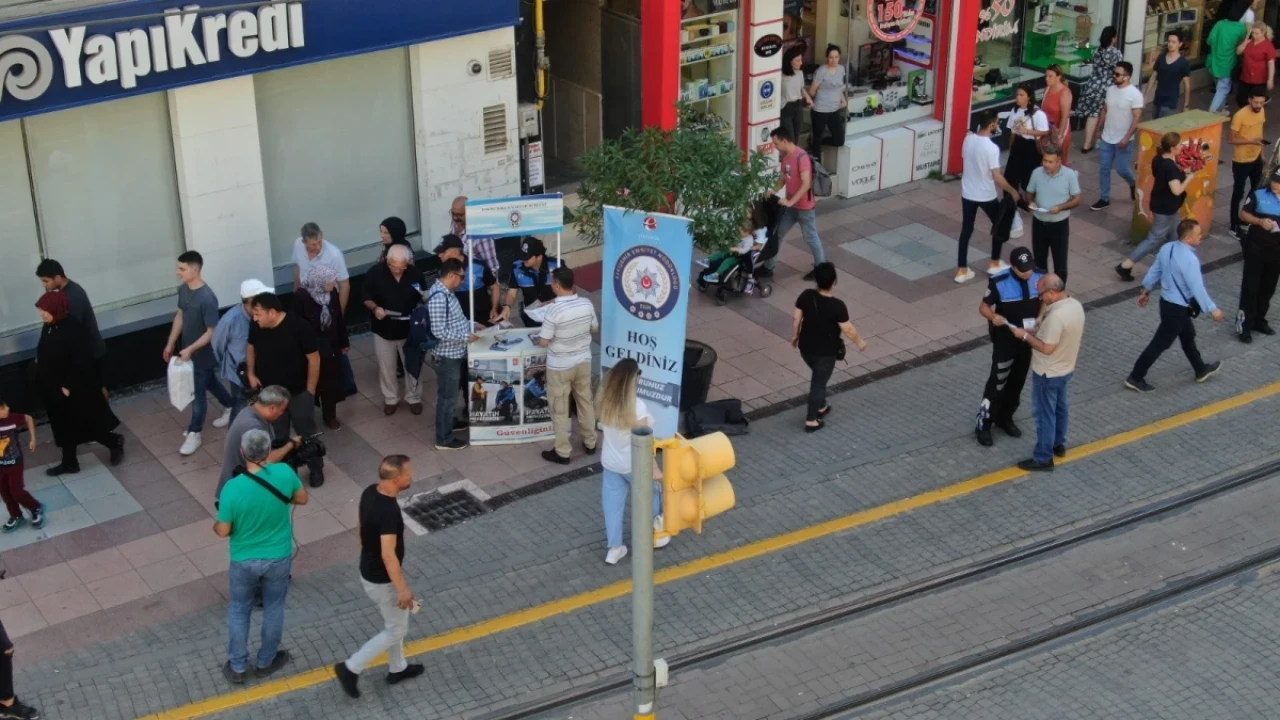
[142,381,1280,720]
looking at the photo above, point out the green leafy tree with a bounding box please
[571,104,778,253]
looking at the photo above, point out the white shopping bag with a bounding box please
[168,357,195,411]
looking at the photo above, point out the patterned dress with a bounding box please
[1078,45,1124,117]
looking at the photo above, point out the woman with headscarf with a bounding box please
[293,263,349,429]
[378,217,412,264]
[35,292,123,476]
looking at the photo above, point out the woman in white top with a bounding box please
[779,46,812,144]
[1005,84,1051,237]
[808,44,848,156]
[597,358,669,565]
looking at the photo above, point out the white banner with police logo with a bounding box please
[601,206,694,439]
[464,193,564,239]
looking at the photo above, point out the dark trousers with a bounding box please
[270,390,322,476]
[1032,217,1070,284]
[0,465,40,519]
[1238,235,1280,333]
[60,432,122,470]
[0,619,11,700]
[779,100,805,143]
[959,196,1012,268]
[1130,299,1207,381]
[1231,159,1264,232]
[809,109,845,155]
[977,331,1032,431]
[800,352,837,422]
[434,357,465,446]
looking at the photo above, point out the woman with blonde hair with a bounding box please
[1235,22,1276,109]
[596,358,670,565]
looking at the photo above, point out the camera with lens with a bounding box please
[276,434,326,468]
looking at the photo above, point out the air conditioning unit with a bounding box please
[517,103,540,140]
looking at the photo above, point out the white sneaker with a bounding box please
[605,546,629,565]
[212,408,232,428]
[986,261,1011,275]
[954,268,976,284]
[654,515,671,549]
[179,432,203,456]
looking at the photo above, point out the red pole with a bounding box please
[641,0,681,130]
[947,0,980,174]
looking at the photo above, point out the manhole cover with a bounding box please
[403,490,489,531]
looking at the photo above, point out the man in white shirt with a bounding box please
[958,111,1021,284]
[292,222,356,394]
[1091,61,1145,210]
[537,267,599,465]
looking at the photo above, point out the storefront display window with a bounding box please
[843,0,940,134]
[679,1,740,135]
[973,0,1044,110]
[1022,0,1114,78]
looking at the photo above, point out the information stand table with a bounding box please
[466,328,552,445]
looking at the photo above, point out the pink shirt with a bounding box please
[781,149,816,211]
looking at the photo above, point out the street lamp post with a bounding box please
[630,425,657,720]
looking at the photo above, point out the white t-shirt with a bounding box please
[734,228,767,254]
[961,133,1001,202]
[291,238,351,282]
[602,399,653,474]
[1007,107,1050,139]
[1101,84,1145,145]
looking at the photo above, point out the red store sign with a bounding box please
[868,0,926,42]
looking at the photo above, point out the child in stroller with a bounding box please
[697,199,779,303]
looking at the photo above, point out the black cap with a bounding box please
[433,234,464,253]
[520,237,546,259]
[1270,168,1280,184]
[1009,246,1034,272]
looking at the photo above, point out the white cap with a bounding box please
[239,279,272,299]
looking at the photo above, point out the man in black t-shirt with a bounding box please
[334,455,424,699]
[246,293,325,486]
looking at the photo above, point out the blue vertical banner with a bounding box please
[601,206,694,439]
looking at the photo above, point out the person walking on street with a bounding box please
[212,280,272,426]
[1010,274,1084,471]
[975,248,1044,448]
[1234,23,1275,109]
[1117,132,1196,281]
[1040,65,1073,166]
[1091,62,1144,211]
[1125,220,1224,392]
[791,263,868,433]
[246,293,325,487]
[334,455,425,698]
[1228,90,1268,241]
[36,292,124,477]
[214,429,307,685]
[0,619,40,719]
[1023,145,1081,283]
[1235,169,1280,342]
[958,112,1021,282]
[1003,85,1050,239]
[0,400,42,533]
[364,245,427,415]
[294,264,349,429]
[1207,10,1249,114]
[427,259,479,451]
[165,251,234,456]
[36,260,107,398]
[538,267,599,465]
[770,126,825,281]
[1144,31,1192,118]
[596,359,670,565]
[1080,26,1123,153]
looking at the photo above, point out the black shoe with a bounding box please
[1195,361,1222,383]
[976,427,994,447]
[1257,322,1276,336]
[803,419,825,433]
[1124,377,1155,393]
[255,649,291,679]
[1017,458,1055,472]
[802,269,817,282]
[1090,199,1110,211]
[0,698,41,719]
[1240,331,1253,344]
[309,468,325,488]
[44,463,79,477]
[435,438,469,451]
[387,663,426,685]
[453,419,469,430]
[334,662,361,699]
[541,449,571,465]
[1114,263,1134,282]
[29,505,44,530]
[997,420,1022,438]
[222,662,248,685]
[108,435,125,466]
[583,442,597,456]
[1053,445,1067,459]
[1130,184,1137,201]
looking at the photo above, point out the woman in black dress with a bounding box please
[35,291,123,476]
[294,264,349,429]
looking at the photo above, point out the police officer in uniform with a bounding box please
[495,237,564,328]
[1236,168,1280,344]
[976,247,1044,447]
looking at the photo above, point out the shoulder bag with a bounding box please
[1163,243,1202,318]
[234,465,294,505]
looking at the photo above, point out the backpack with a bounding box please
[808,153,833,198]
[402,289,448,378]
[685,399,750,438]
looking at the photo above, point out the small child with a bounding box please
[0,399,43,533]
[701,205,769,284]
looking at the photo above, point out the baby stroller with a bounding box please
[696,197,781,305]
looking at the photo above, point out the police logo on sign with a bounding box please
[509,210,522,229]
[614,244,681,321]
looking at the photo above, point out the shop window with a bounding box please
[1022,0,1117,74]
[256,48,419,266]
[974,0,1045,110]
[845,4,939,134]
[0,122,43,336]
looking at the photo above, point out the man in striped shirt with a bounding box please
[427,259,479,451]
[538,267,599,465]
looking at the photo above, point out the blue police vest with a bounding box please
[1251,188,1280,218]
[511,256,562,288]
[994,270,1044,303]
[460,259,488,293]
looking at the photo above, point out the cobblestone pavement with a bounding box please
[0,260,1265,718]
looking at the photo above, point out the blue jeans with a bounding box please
[434,356,465,446]
[1129,212,1180,262]
[1098,140,1137,203]
[227,557,292,673]
[602,469,662,549]
[775,207,825,266]
[1210,76,1233,113]
[1031,372,1071,464]
[190,364,233,433]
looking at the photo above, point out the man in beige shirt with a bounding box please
[1010,274,1084,471]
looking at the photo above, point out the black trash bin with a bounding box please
[680,340,718,412]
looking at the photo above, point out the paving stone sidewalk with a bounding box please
[8,262,1277,719]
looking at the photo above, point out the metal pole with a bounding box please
[630,425,656,720]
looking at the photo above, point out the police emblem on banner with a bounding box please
[614,244,681,320]
[509,210,522,229]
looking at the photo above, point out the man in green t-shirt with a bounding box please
[1207,17,1250,113]
[214,428,308,684]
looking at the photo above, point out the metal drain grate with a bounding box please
[403,490,489,531]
